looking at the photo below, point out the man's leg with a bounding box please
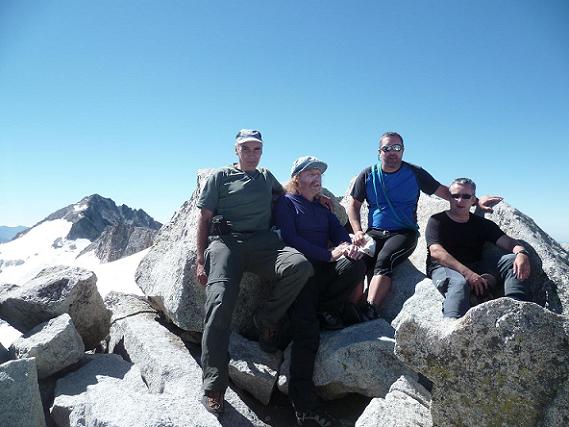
[288,271,321,413]
[201,237,244,395]
[431,266,470,318]
[367,231,418,313]
[497,253,531,301]
[319,257,366,314]
[248,231,313,329]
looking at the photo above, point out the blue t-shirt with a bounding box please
[274,193,350,262]
[351,161,440,232]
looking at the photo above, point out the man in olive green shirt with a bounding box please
[196,129,313,417]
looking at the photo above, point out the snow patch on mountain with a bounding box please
[0,219,91,284]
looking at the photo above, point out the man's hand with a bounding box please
[513,253,531,280]
[343,244,363,260]
[330,243,349,261]
[351,230,367,246]
[196,259,208,287]
[465,270,489,296]
[477,195,503,213]
[318,194,333,211]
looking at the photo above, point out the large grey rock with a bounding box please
[395,298,569,426]
[52,354,259,427]
[356,375,432,427]
[228,332,282,405]
[0,266,110,349]
[279,320,416,399]
[105,292,266,425]
[78,223,158,262]
[9,313,84,378]
[391,278,444,331]
[0,358,46,427]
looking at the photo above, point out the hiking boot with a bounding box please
[253,315,279,353]
[318,311,344,330]
[201,390,224,417]
[360,301,379,321]
[295,408,337,426]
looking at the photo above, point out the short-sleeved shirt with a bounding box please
[274,193,350,262]
[425,211,505,276]
[197,166,283,232]
[350,161,440,231]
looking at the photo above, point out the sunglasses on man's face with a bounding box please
[379,144,403,153]
[451,193,474,200]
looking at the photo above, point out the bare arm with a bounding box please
[429,243,489,296]
[196,208,214,286]
[496,235,531,280]
[347,198,366,245]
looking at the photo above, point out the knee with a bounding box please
[498,253,516,270]
[287,256,314,282]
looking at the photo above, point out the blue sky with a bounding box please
[1,1,568,241]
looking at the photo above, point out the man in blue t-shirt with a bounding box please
[348,132,501,319]
[426,177,531,318]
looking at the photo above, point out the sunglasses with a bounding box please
[451,193,474,200]
[379,144,403,153]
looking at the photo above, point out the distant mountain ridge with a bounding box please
[0,226,28,243]
[19,194,162,241]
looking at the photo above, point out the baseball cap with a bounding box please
[290,156,328,178]
[235,129,263,145]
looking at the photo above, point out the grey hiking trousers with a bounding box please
[201,230,313,392]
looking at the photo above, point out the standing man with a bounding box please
[426,178,531,318]
[348,132,501,320]
[195,129,313,417]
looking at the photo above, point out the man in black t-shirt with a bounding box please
[425,178,532,318]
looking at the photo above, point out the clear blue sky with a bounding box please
[1,1,568,241]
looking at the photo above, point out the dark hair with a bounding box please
[379,132,404,146]
[451,178,477,194]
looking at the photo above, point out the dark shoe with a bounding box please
[295,408,337,426]
[201,390,224,417]
[360,301,379,321]
[254,315,279,353]
[318,311,344,330]
[342,303,362,326]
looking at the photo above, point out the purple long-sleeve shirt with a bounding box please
[274,193,350,262]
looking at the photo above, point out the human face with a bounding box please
[297,168,322,200]
[449,183,476,216]
[235,141,262,171]
[379,135,404,171]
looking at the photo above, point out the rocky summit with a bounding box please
[1,171,568,426]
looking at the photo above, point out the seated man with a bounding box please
[426,177,531,319]
[195,130,313,416]
[274,156,365,427]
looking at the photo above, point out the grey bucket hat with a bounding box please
[290,156,328,178]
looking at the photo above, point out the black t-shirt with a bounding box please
[425,211,505,276]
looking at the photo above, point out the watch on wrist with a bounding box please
[516,249,529,256]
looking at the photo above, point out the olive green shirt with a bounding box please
[197,166,284,232]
